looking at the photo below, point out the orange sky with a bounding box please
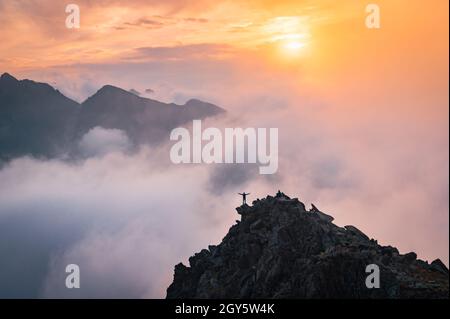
[0,1,445,70]
[0,0,448,119]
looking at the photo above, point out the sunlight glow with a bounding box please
[263,17,310,59]
[283,40,305,51]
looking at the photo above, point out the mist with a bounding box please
[0,86,447,297]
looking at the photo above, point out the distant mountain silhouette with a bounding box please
[0,73,79,160]
[0,73,224,160]
[76,85,224,146]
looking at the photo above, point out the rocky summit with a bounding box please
[167,192,449,299]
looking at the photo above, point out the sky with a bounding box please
[0,0,448,298]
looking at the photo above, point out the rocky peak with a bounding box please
[0,72,18,82]
[167,191,449,298]
[0,72,19,90]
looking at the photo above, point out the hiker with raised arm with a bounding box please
[238,192,250,205]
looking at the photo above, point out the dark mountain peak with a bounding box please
[74,82,225,147]
[89,84,137,100]
[183,98,225,115]
[80,84,146,111]
[129,88,141,96]
[98,84,124,93]
[0,72,18,83]
[167,191,449,299]
[84,84,172,108]
[87,86,224,114]
[0,73,74,100]
[0,73,79,160]
[0,73,20,91]
[184,98,206,106]
[1,73,225,159]
[184,98,222,109]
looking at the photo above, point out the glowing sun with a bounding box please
[260,17,311,61]
[283,40,306,52]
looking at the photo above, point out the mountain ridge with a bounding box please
[0,72,225,160]
[166,191,449,298]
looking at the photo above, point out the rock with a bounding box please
[309,204,334,222]
[315,210,334,223]
[250,219,264,232]
[380,246,399,257]
[310,203,320,212]
[344,225,369,241]
[430,259,449,275]
[403,252,417,263]
[275,190,290,199]
[166,191,449,299]
[236,204,253,219]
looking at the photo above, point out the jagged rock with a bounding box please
[236,204,251,216]
[402,252,418,263]
[430,259,449,276]
[344,225,369,241]
[310,204,334,222]
[166,192,449,299]
[380,246,399,257]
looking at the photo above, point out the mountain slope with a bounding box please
[166,192,449,298]
[0,73,79,160]
[0,73,224,160]
[77,85,224,145]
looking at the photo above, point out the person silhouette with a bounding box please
[238,192,250,205]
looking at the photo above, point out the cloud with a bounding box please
[124,17,166,28]
[78,127,132,157]
[0,150,241,298]
[207,164,257,195]
[183,17,209,23]
[127,44,233,61]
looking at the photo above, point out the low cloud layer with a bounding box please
[0,99,447,298]
[78,127,132,157]
[0,149,240,298]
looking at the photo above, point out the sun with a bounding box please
[262,16,310,58]
[282,40,306,53]
[276,37,308,58]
